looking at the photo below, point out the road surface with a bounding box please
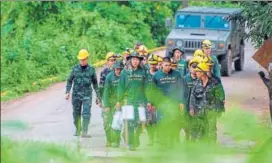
[1,40,270,158]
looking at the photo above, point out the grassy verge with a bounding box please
[1,137,86,163]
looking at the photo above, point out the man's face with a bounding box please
[162,61,172,73]
[131,57,141,68]
[174,50,183,60]
[107,57,115,67]
[79,58,88,66]
[142,57,147,65]
[114,68,122,76]
[203,48,211,55]
[196,71,204,78]
[149,64,157,71]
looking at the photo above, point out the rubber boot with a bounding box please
[82,118,91,138]
[73,116,81,136]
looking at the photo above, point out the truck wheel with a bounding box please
[234,45,245,71]
[221,49,232,77]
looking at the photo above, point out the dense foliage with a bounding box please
[1,2,179,100]
[239,1,272,47]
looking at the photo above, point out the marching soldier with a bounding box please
[65,49,100,137]
[151,57,185,148]
[183,56,201,140]
[103,61,124,147]
[145,54,159,146]
[99,52,115,101]
[172,47,188,77]
[116,51,147,151]
[194,40,221,79]
[189,62,225,142]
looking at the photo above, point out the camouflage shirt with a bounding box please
[99,66,112,100]
[184,73,198,111]
[66,64,100,100]
[189,77,225,115]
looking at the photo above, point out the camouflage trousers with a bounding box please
[72,96,92,133]
[190,111,218,142]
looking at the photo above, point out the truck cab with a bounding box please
[165,7,245,76]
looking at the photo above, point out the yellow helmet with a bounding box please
[202,40,212,49]
[195,62,211,72]
[148,54,158,65]
[193,49,205,57]
[77,49,89,60]
[137,45,148,56]
[202,56,214,66]
[157,56,163,63]
[106,52,115,60]
[189,56,203,67]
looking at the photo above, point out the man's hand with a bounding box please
[104,107,110,113]
[115,102,121,110]
[180,103,184,112]
[190,109,195,116]
[65,93,70,100]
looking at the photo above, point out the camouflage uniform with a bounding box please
[189,77,225,142]
[66,64,100,135]
[99,67,112,100]
[103,71,121,147]
[183,72,198,140]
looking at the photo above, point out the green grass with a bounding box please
[1,137,86,163]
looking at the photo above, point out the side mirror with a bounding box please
[165,17,173,29]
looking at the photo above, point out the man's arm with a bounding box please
[91,67,100,101]
[66,68,74,94]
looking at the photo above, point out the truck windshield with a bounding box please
[204,15,230,30]
[176,14,201,28]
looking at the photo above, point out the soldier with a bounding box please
[183,57,201,140]
[145,54,159,146]
[151,57,185,148]
[116,51,147,151]
[172,47,188,77]
[65,49,100,137]
[103,61,124,147]
[194,40,221,79]
[122,48,132,69]
[98,52,115,101]
[189,62,225,142]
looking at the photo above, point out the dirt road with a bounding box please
[1,40,269,155]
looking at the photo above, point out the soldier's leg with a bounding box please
[206,111,218,143]
[72,97,82,136]
[82,97,92,137]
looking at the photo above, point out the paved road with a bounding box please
[1,40,269,157]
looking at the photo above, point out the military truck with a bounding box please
[165,7,245,76]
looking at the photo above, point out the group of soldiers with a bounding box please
[65,40,225,151]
